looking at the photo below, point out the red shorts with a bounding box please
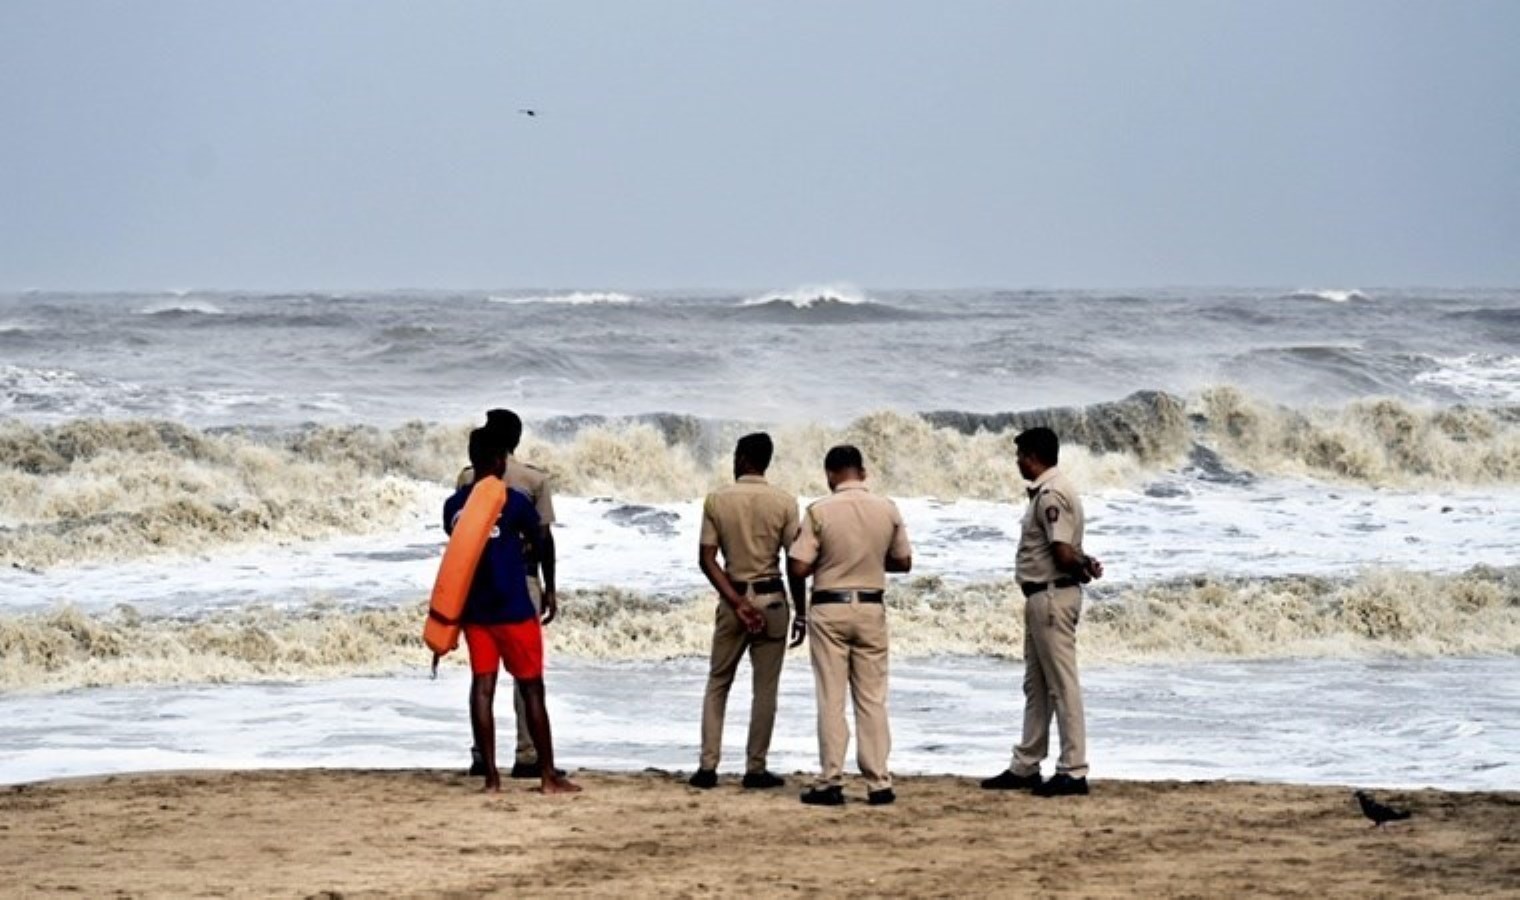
[463,619,544,680]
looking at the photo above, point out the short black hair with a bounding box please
[823,444,864,473]
[735,432,774,472]
[1014,427,1060,466]
[468,426,507,475]
[484,408,523,452]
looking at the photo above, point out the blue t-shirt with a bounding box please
[443,482,542,625]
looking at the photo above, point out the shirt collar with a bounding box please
[737,474,768,484]
[832,479,869,493]
[1026,466,1060,497]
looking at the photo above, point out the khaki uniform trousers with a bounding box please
[512,577,545,765]
[699,588,789,773]
[1012,586,1088,778]
[808,601,891,791]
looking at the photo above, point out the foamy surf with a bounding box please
[2,567,1515,692]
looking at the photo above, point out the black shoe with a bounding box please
[1033,773,1089,797]
[509,762,567,780]
[688,768,718,789]
[800,786,845,806]
[741,771,785,789]
[980,769,1042,791]
[469,747,486,777]
[867,788,896,806]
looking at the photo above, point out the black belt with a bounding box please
[731,577,785,596]
[1020,578,1080,597]
[811,590,884,605]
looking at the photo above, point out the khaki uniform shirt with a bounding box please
[456,454,557,526]
[698,475,800,582]
[1015,466,1085,584]
[790,481,912,591]
[458,455,556,572]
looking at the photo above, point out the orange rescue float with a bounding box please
[424,475,507,658]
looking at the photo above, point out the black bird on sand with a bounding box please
[1354,790,1412,828]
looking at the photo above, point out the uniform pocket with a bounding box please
[762,597,790,640]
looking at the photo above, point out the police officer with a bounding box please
[788,445,912,807]
[458,408,562,780]
[982,427,1102,797]
[689,432,805,790]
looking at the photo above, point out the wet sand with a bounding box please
[2,769,1517,897]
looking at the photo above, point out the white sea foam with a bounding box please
[1413,354,1520,404]
[3,562,1516,691]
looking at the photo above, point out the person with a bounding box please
[690,432,806,790]
[458,409,563,780]
[787,445,912,807]
[445,427,579,795]
[981,427,1102,798]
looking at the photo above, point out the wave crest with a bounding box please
[3,567,1514,691]
[1193,387,1520,484]
[734,285,924,323]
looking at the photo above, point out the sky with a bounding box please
[1,1,1517,291]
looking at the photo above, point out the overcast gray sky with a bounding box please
[1,1,1517,291]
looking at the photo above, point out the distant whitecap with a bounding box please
[137,298,225,316]
[487,291,641,306]
[1285,288,1372,303]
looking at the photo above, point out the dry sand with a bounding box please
[1,769,1517,898]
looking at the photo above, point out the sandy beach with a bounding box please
[2,770,1516,898]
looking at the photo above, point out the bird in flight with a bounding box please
[1354,791,1412,828]
[518,109,538,117]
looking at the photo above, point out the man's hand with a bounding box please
[789,616,807,648]
[1083,556,1104,582]
[734,598,765,634]
[541,589,558,625]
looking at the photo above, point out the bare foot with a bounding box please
[538,774,582,795]
[482,773,502,793]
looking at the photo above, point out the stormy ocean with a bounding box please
[2,286,1517,788]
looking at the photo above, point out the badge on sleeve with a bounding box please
[1046,507,1060,524]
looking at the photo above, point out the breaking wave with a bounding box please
[3,567,1515,691]
[734,286,924,323]
[3,389,1517,568]
[1192,387,1520,484]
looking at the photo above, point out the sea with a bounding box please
[2,286,1517,789]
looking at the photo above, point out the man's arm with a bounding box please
[1052,542,1103,582]
[538,526,558,624]
[885,503,912,573]
[790,556,814,647]
[700,544,763,633]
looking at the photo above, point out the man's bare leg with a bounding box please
[518,679,581,794]
[470,673,501,792]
